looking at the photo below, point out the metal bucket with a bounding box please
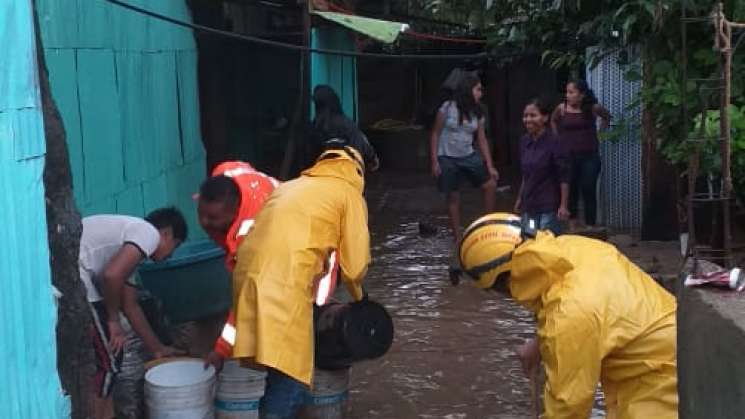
[299,368,350,419]
[215,361,267,419]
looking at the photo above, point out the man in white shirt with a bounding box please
[79,207,187,419]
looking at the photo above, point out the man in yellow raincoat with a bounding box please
[458,213,678,419]
[231,145,370,418]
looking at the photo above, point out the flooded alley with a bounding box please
[344,171,622,418]
[348,172,538,418]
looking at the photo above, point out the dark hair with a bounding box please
[145,207,188,241]
[313,85,344,134]
[453,73,484,125]
[567,79,598,120]
[311,85,378,169]
[525,98,552,116]
[199,175,240,206]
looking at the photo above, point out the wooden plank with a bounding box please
[77,49,125,204]
[168,0,197,50]
[310,27,358,121]
[0,0,38,111]
[35,0,80,49]
[112,0,150,51]
[176,50,205,162]
[45,49,85,202]
[11,108,45,161]
[81,196,117,217]
[116,184,145,217]
[166,160,206,240]
[0,3,69,415]
[142,173,169,212]
[144,52,183,170]
[115,51,156,183]
[76,0,114,49]
[0,144,68,418]
[147,0,195,51]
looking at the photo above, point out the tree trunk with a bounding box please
[641,45,679,241]
[33,3,94,418]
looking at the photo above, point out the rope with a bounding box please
[102,0,504,61]
[403,31,487,44]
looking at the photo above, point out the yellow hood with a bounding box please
[302,148,364,193]
[508,231,573,311]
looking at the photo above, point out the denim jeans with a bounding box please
[569,152,602,225]
[259,368,309,419]
[522,212,562,236]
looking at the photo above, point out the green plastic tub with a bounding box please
[138,240,231,324]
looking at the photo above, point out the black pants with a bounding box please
[569,152,601,225]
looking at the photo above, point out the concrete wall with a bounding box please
[678,286,745,418]
[0,0,69,417]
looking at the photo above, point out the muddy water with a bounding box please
[349,216,537,418]
[348,174,605,418]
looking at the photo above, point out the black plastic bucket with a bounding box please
[313,299,394,370]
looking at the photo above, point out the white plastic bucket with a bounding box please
[299,368,350,419]
[145,358,216,419]
[215,361,267,419]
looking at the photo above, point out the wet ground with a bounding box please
[347,170,681,419]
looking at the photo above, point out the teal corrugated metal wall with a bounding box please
[37,0,206,239]
[310,27,358,121]
[0,0,69,417]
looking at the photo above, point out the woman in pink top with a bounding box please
[552,80,611,231]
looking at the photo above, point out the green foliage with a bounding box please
[660,105,745,202]
[413,0,495,28]
[486,0,744,201]
[406,0,745,201]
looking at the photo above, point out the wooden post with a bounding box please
[32,3,93,418]
[279,0,312,179]
[716,3,733,266]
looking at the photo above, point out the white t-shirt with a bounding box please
[437,100,485,158]
[79,215,160,302]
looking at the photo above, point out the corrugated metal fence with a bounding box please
[37,0,207,239]
[0,0,69,417]
[586,48,643,234]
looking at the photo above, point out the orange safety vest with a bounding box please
[209,161,339,359]
[210,161,279,271]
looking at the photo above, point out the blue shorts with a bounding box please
[437,153,490,194]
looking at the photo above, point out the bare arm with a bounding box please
[551,104,564,135]
[102,243,144,320]
[558,183,570,220]
[593,103,611,130]
[555,138,571,220]
[476,121,497,178]
[121,285,165,355]
[430,111,445,177]
[514,179,525,213]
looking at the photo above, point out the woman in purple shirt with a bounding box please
[514,98,570,235]
[552,80,611,230]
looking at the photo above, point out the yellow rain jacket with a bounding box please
[231,150,370,385]
[509,232,678,419]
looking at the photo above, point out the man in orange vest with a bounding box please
[197,161,341,368]
[196,161,279,367]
